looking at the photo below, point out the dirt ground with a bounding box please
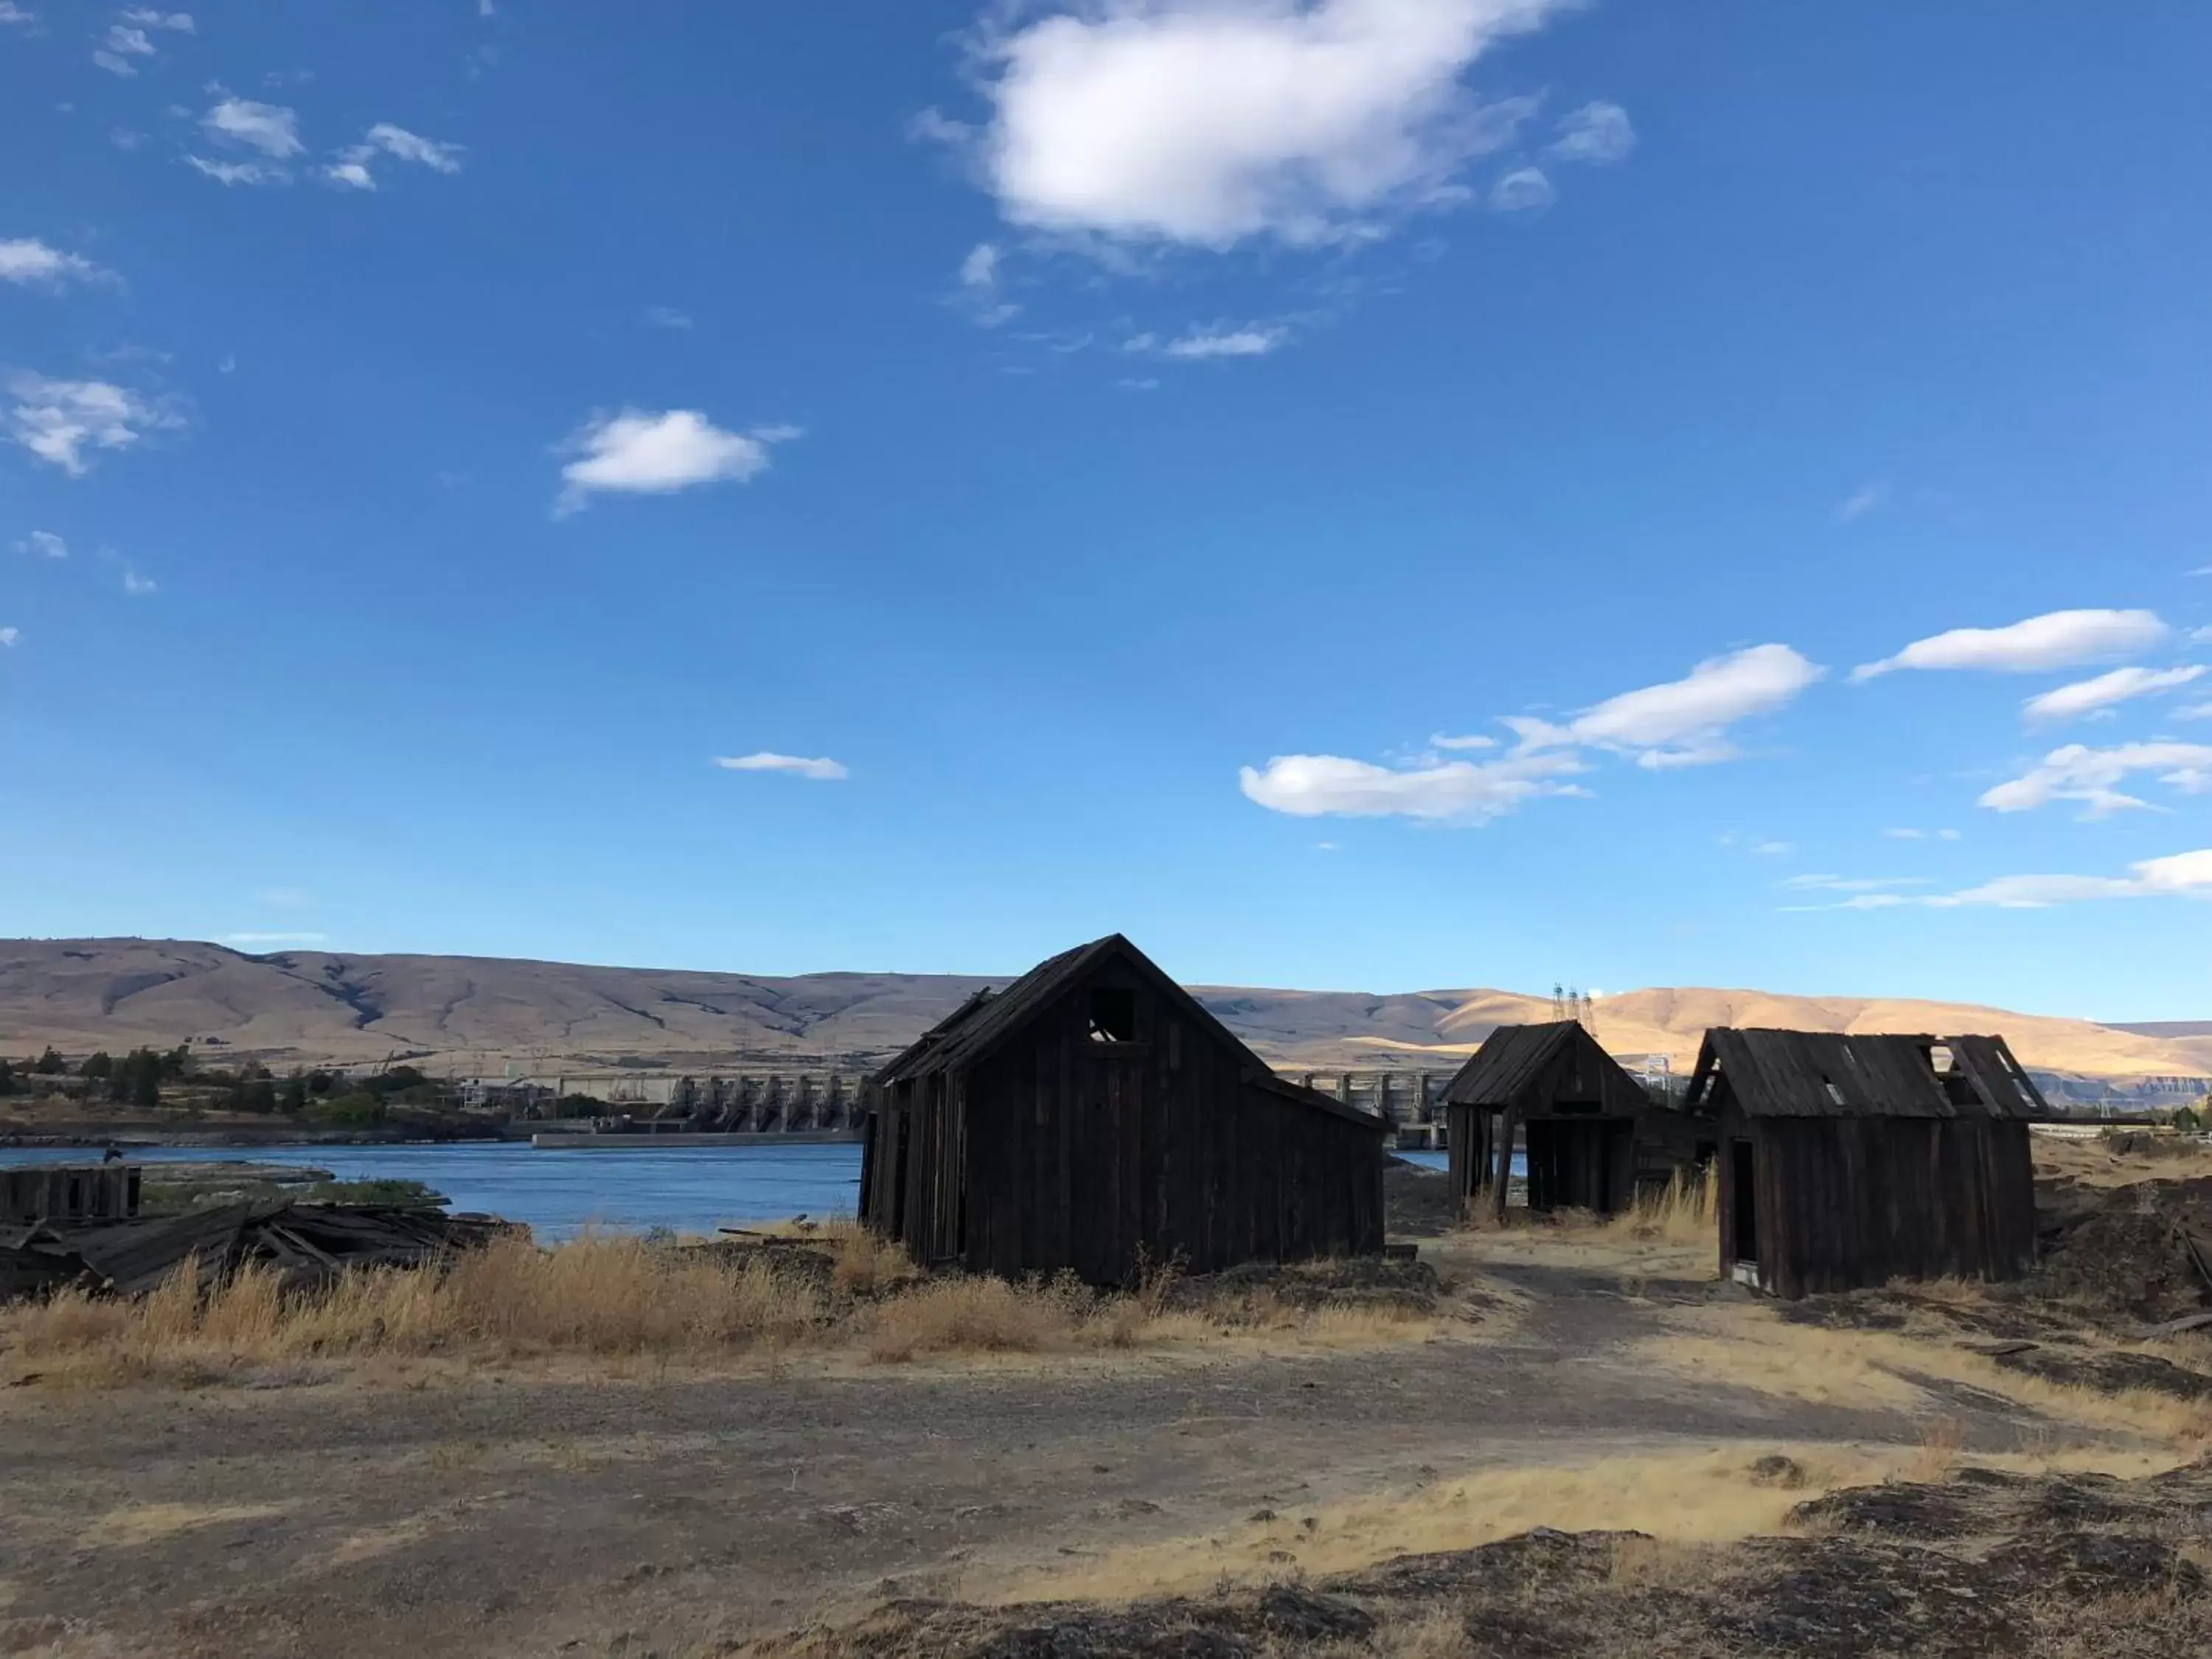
[3,1155,2210,1658]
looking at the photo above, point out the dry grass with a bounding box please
[1638,1301,2212,1448]
[2032,1128,2212,1188]
[1601,1169,1718,1248]
[993,1445,1909,1604]
[0,1232,1438,1388]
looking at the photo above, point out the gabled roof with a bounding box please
[868,933,1387,1133]
[1441,1021,1655,1115]
[1683,1028,2048,1120]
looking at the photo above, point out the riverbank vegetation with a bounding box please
[0,1225,1447,1388]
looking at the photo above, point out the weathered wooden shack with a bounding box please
[1,1163,139,1226]
[859,934,1388,1282]
[1443,1022,1710,1220]
[1684,1029,2043,1298]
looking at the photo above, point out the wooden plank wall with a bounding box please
[1,1165,139,1225]
[942,959,1383,1283]
[1720,1106,2037,1297]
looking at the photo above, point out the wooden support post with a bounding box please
[1489,1107,1517,1226]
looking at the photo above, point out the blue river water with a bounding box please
[0,1142,1457,1239]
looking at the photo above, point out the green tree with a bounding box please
[0,1058,15,1096]
[32,1047,66,1075]
[161,1044,194,1079]
[80,1051,114,1082]
[114,1048,163,1109]
[280,1069,310,1113]
[240,1078,278,1114]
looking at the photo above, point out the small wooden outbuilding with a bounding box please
[1443,1022,1706,1220]
[1,1163,139,1227]
[1684,1028,2044,1298]
[859,934,1388,1283]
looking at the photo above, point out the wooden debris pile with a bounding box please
[0,1201,508,1301]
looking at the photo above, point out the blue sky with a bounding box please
[2,1,2208,1018]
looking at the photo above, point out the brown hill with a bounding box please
[0,938,2206,1087]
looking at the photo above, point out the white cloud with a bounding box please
[2178,702,2212,721]
[1548,100,1634,164]
[120,9,193,29]
[1510,643,1824,768]
[0,4,37,26]
[94,26,155,76]
[186,156,288,186]
[12,530,67,560]
[122,568,156,596]
[1832,479,1887,524]
[1429,732,1498,751]
[225,931,330,946]
[953,240,1019,327]
[641,305,694,330]
[1240,748,1585,824]
[1853,608,2169,681]
[1128,324,1287,360]
[323,124,464,192]
[365,123,462,172]
[4,373,183,476]
[0,627,17,647]
[967,0,1568,249]
[1487,166,1554,212]
[556,409,797,515]
[1807,849,2212,912]
[1980,741,2212,818]
[714,753,849,782]
[2023,664,2206,724]
[1750,840,1791,857]
[204,98,303,159]
[0,238,114,291]
[1882,827,1964,841]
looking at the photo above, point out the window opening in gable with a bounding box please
[1088,987,1137,1044]
[1820,1076,1846,1107]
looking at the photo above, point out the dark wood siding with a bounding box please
[862,941,1385,1281]
[1717,1091,2037,1298]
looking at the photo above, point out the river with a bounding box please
[0,1143,1456,1239]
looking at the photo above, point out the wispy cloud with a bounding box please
[1792,849,2212,911]
[324,122,464,190]
[0,5,38,28]
[555,409,798,515]
[1240,748,1586,825]
[641,305,693,330]
[1853,608,2168,681]
[713,752,849,782]
[4,373,184,476]
[0,238,116,291]
[1548,101,1635,165]
[93,23,156,76]
[1429,733,1498,751]
[953,242,1019,327]
[1781,874,1935,895]
[121,568,156,596]
[1832,479,1887,524]
[0,627,17,648]
[1127,324,1288,361]
[204,97,303,158]
[955,0,1573,250]
[1242,643,1820,824]
[2023,664,2205,724]
[11,530,67,560]
[1488,167,1555,212]
[1980,741,2212,818]
[1508,644,1824,769]
[186,156,289,187]
[1883,827,1962,841]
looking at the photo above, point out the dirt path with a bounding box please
[0,1259,2062,1658]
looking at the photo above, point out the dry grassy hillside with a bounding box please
[0,937,2205,1085]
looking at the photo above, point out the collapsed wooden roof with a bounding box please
[1683,1029,2049,1120]
[868,933,1388,1133]
[1441,1021,1655,1116]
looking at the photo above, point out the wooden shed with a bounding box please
[1443,1022,1708,1220]
[858,934,1388,1283]
[1684,1029,2044,1298]
[2,1163,139,1227]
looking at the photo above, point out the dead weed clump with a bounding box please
[1601,1169,1718,1247]
[4,1234,834,1382]
[866,1273,1092,1363]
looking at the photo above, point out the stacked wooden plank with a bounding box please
[0,1202,507,1301]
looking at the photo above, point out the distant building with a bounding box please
[860,934,1388,1282]
[1443,1021,1712,1220]
[1685,1029,2044,1298]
